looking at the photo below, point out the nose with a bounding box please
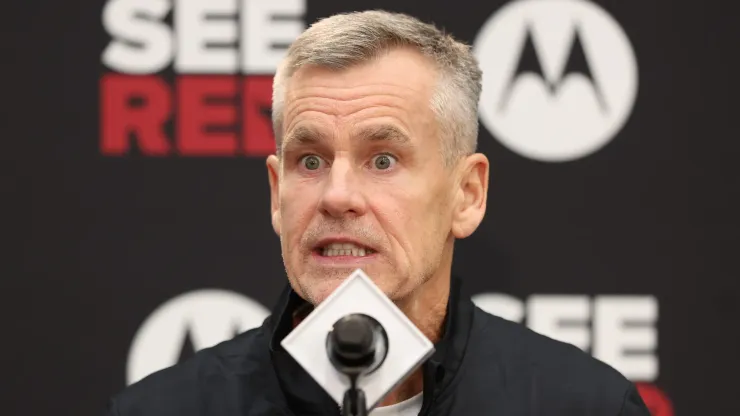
[318,158,367,218]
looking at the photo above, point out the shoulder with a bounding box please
[105,324,271,416]
[466,307,648,415]
[471,307,627,384]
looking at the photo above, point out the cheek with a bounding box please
[404,184,452,251]
[280,185,317,246]
[376,190,425,256]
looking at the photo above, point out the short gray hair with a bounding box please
[272,10,482,164]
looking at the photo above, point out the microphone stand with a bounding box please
[342,375,368,416]
[328,313,388,416]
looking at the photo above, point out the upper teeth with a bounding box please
[322,243,373,257]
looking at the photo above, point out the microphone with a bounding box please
[327,314,388,416]
[328,314,389,376]
[281,269,434,416]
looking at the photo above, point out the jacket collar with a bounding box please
[266,276,474,415]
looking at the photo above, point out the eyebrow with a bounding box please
[354,125,412,146]
[282,126,326,151]
[282,124,412,152]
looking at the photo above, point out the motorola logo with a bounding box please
[126,289,270,385]
[473,0,638,162]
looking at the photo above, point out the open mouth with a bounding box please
[316,242,376,257]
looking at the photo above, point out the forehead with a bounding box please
[281,48,439,140]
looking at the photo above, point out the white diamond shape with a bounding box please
[281,269,435,411]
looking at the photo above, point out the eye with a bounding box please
[300,155,323,170]
[372,154,397,170]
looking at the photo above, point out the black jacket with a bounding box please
[105,278,650,415]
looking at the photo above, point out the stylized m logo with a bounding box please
[474,0,638,162]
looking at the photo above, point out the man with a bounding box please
[105,10,650,416]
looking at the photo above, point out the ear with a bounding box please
[266,155,282,236]
[451,153,489,239]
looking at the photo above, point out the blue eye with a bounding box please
[301,155,322,170]
[372,154,396,170]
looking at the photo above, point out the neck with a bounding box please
[377,267,451,407]
[395,271,450,345]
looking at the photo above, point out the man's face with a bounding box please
[267,48,459,305]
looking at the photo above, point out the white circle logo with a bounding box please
[473,0,638,162]
[126,289,270,385]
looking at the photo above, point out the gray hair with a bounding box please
[271,10,482,164]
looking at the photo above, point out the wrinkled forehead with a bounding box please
[288,48,437,100]
[282,45,441,91]
[280,48,441,145]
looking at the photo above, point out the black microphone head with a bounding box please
[329,314,377,370]
[333,315,374,355]
[327,313,389,378]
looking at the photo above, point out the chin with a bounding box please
[293,271,350,305]
[314,276,409,307]
[289,261,407,303]
[305,279,346,305]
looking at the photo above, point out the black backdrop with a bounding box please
[7,1,739,415]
